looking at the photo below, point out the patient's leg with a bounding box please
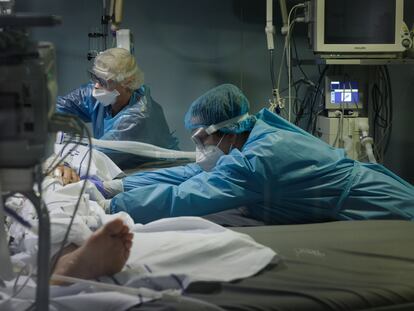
[52,218,133,283]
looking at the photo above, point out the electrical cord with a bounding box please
[12,264,33,298]
[370,65,393,163]
[270,49,276,91]
[48,117,92,275]
[291,33,309,81]
[3,205,32,229]
[273,17,298,113]
[294,86,313,125]
[383,66,393,155]
[273,4,302,118]
[287,5,302,122]
[43,136,82,177]
[306,65,329,133]
[21,115,92,311]
[43,115,84,176]
[0,263,34,307]
[22,167,48,311]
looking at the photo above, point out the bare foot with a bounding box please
[53,218,133,283]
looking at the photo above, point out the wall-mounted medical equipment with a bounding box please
[324,76,365,115]
[309,0,408,58]
[315,69,380,163]
[87,0,133,60]
[87,0,111,60]
[266,0,308,120]
[316,116,370,161]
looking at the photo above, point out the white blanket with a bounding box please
[128,217,276,284]
[8,179,277,283]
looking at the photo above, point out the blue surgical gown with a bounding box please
[111,108,414,224]
[56,83,179,169]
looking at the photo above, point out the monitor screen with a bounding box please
[324,0,396,44]
[330,81,359,104]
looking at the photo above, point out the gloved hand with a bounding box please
[81,175,109,198]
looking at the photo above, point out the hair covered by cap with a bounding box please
[93,48,144,91]
[184,84,256,134]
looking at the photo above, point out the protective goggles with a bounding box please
[191,113,249,148]
[88,69,116,90]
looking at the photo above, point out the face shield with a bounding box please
[191,113,249,151]
[88,69,117,90]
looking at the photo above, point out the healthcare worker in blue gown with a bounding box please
[56,48,178,169]
[107,83,414,224]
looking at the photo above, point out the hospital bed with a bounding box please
[18,144,413,310]
[132,220,414,311]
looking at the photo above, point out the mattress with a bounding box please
[134,220,414,311]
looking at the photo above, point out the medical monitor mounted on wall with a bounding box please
[310,0,406,58]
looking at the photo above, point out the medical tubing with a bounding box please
[12,264,33,299]
[49,118,93,276]
[364,140,377,163]
[270,50,276,89]
[371,66,392,162]
[291,34,309,81]
[3,205,32,229]
[332,110,343,148]
[22,172,50,311]
[43,136,82,177]
[276,31,288,94]
[0,264,34,306]
[383,66,393,154]
[287,5,300,122]
[44,114,84,176]
[339,103,345,147]
[274,4,303,118]
[91,138,196,160]
[307,65,329,132]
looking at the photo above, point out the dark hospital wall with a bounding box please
[16,0,414,183]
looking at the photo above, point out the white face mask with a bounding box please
[195,135,226,171]
[196,145,225,172]
[92,88,120,106]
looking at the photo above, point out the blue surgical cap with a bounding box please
[184,84,256,134]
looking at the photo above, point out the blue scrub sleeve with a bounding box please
[122,163,203,191]
[56,85,94,123]
[110,153,263,224]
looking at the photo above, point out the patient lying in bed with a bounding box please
[1,143,277,310]
[4,144,275,287]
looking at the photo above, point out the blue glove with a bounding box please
[81,175,109,198]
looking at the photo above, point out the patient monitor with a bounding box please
[310,0,408,58]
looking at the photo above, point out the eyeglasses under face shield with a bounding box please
[88,69,117,90]
[191,128,210,150]
[191,113,250,150]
